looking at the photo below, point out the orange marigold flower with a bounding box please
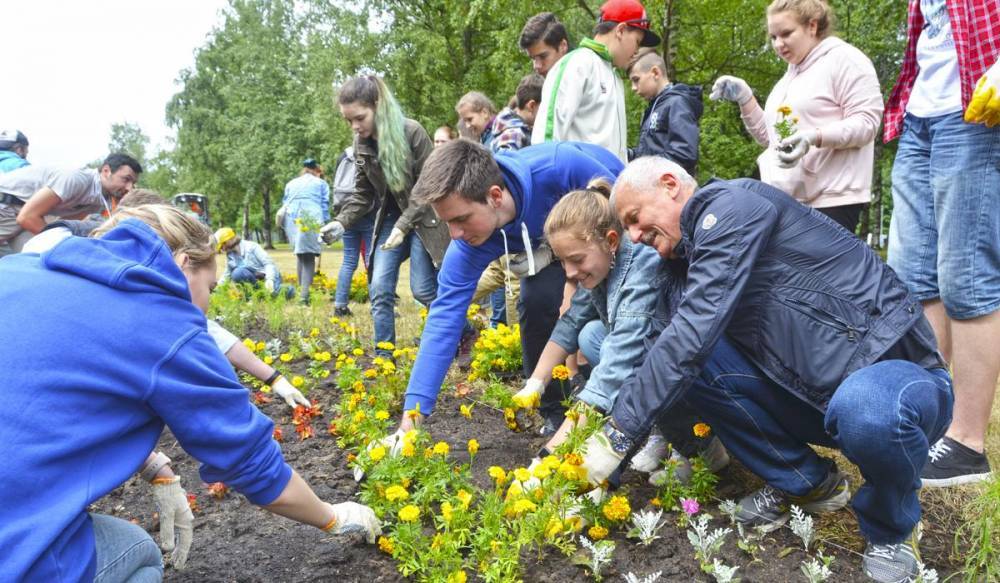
[693,422,712,438]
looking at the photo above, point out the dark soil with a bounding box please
[91,326,959,582]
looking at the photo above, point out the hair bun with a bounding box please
[585,177,613,198]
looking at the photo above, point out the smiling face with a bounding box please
[340,101,376,139]
[767,10,820,65]
[100,164,139,199]
[432,189,503,246]
[456,104,493,139]
[549,231,618,289]
[614,178,686,259]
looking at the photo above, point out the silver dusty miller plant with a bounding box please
[687,514,732,566]
[627,509,665,546]
[800,557,831,582]
[711,559,740,583]
[580,537,616,581]
[789,505,815,551]
[622,571,662,583]
[719,499,740,524]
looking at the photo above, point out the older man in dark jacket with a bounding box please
[580,156,952,583]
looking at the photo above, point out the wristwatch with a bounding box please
[603,421,636,456]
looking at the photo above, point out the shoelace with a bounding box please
[754,486,783,513]
[927,439,951,463]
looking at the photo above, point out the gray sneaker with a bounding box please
[862,528,921,583]
[736,484,789,532]
[788,464,851,513]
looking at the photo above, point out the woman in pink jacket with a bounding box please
[710,0,883,233]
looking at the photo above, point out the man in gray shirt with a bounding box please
[0,152,141,253]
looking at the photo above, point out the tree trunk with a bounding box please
[661,0,677,81]
[262,182,274,249]
[241,193,251,240]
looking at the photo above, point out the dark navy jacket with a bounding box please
[629,83,703,176]
[612,178,943,440]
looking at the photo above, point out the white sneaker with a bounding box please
[630,431,669,473]
[649,436,730,486]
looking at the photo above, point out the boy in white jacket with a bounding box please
[531,0,660,162]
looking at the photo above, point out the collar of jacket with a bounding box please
[354,134,378,160]
[790,36,845,74]
[580,38,612,62]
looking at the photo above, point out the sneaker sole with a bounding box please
[921,471,993,488]
[739,512,789,534]
[799,482,851,514]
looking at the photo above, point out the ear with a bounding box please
[606,229,620,253]
[173,252,191,272]
[809,18,819,36]
[558,39,569,54]
[487,185,505,208]
[660,172,681,198]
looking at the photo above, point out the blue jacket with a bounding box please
[0,220,292,581]
[629,83,703,176]
[283,173,330,223]
[0,150,29,173]
[403,142,623,413]
[550,239,684,411]
[611,178,944,440]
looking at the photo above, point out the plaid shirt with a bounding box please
[884,0,1000,142]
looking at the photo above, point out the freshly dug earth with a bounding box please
[92,353,958,582]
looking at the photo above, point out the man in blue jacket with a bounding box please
[579,156,952,583]
[392,139,622,435]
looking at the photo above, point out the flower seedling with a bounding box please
[580,536,615,581]
[800,557,831,583]
[710,559,740,583]
[687,514,731,569]
[627,509,665,546]
[622,572,662,583]
[774,105,798,141]
[789,505,814,551]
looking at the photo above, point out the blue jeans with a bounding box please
[370,214,438,353]
[684,338,953,543]
[336,211,375,308]
[91,513,163,583]
[577,319,607,366]
[231,266,294,299]
[489,288,507,328]
[889,112,1000,319]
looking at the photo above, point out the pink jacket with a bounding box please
[742,37,883,209]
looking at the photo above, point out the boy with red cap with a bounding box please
[531,0,660,162]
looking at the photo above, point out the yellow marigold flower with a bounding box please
[398,505,420,522]
[376,341,395,351]
[344,357,355,365]
[255,341,265,352]
[353,410,366,423]
[650,497,662,507]
[466,303,480,317]
[279,353,293,362]
[693,422,712,438]
[503,408,516,422]
[467,439,479,456]
[588,525,609,540]
[377,536,394,554]
[532,463,551,480]
[309,327,320,338]
[369,445,386,462]
[384,485,408,502]
[242,338,256,350]
[329,316,340,325]
[432,441,450,456]
[456,489,473,509]
[545,518,564,539]
[488,466,507,485]
[440,501,453,523]
[506,498,537,517]
[513,467,532,483]
[447,570,467,583]
[401,442,415,457]
[565,516,584,532]
[291,376,304,388]
[778,104,792,116]
[375,410,390,421]
[320,369,330,378]
[402,429,418,443]
[505,480,523,501]
[602,495,631,522]
[459,403,473,419]
[401,477,411,488]
[551,365,571,381]
[352,380,365,392]
[263,356,274,365]
[542,455,561,470]
[430,533,443,549]
[364,368,378,379]
[468,372,479,382]
[352,348,364,356]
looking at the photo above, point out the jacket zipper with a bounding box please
[781,296,859,342]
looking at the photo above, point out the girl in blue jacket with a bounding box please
[0,205,379,582]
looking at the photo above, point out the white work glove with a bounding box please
[320,221,345,243]
[512,378,545,409]
[581,425,631,487]
[508,243,554,278]
[353,429,407,481]
[323,501,382,543]
[710,75,753,105]
[264,278,276,294]
[381,227,406,250]
[965,59,1000,127]
[151,477,194,569]
[776,130,818,168]
[271,375,310,409]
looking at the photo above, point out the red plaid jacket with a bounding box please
[884,0,1000,142]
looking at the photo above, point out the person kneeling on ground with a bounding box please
[215,226,294,299]
[513,177,728,488]
[578,156,951,583]
[0,205,380,582]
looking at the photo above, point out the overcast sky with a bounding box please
[3,0,229,168]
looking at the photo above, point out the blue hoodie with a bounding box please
[403,142,623,414]
[0,220,292,581]
[0,150,29,173]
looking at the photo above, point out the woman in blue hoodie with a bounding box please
[0,205,379,582]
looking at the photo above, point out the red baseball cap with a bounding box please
[599,0,661,48]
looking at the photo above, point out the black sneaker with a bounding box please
[736,485,789,532]
[862,527,921,583]
[334,306,352,317]
[921,437,992,487]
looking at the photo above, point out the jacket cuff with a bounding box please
[575,383,613,413]
[403,393,435,416]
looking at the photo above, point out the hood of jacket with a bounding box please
[790,36,846,75]
[42,218,192,301]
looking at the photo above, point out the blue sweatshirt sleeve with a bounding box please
[403,242,497,414]
[149,329,292,505]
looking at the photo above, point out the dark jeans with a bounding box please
[816,203,865,233]
[489,288,507,327]
[518,260,568,423]
[232,266,294,299]
[684,337,953,543]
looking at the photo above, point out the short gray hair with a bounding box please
[611,156,696,206]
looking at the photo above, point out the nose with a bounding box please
[627,224,642,243]
[533,61,543,74]
[447,223,463,240]
[564,264,579,281]
[630,80,639,92]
